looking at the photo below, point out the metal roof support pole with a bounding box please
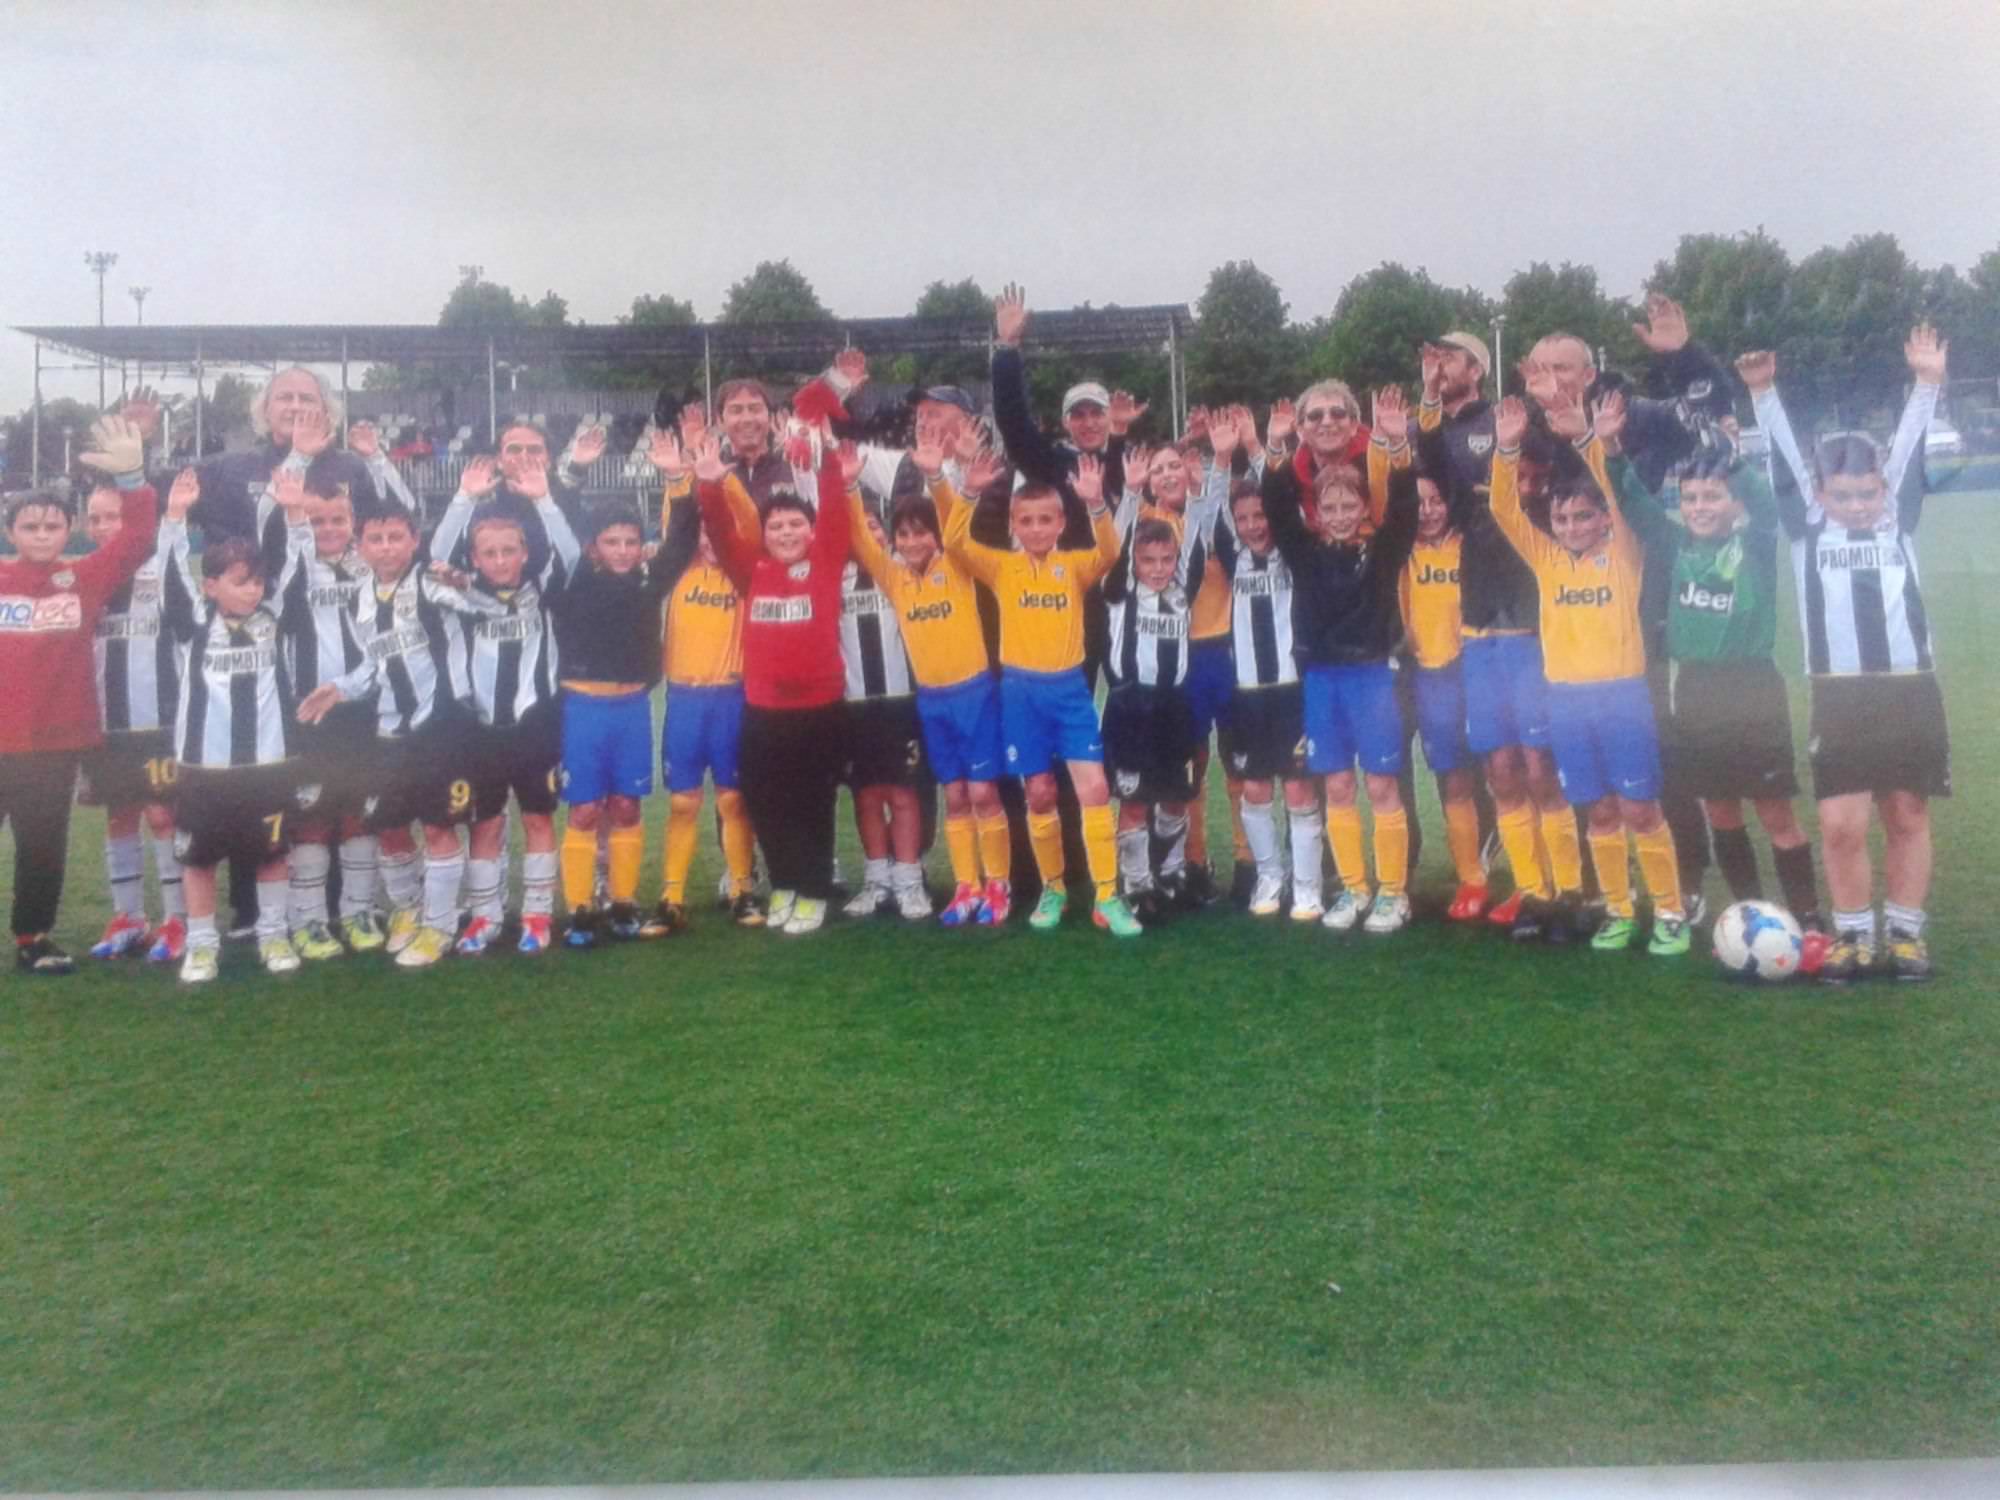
[30,338,41,483]
[486,339,497,443]
[339,335,350,444]
[194,337,205,458]
[702,331,712,414]
[1167,319,1182,440]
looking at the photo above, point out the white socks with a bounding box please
[289,842,331,928]
[337,836,377,919]
[464,858,504,924]
[106,833,145,919]
[1117,825,1152,893]
[1289,807,1324,906]
[1154,809,1188,880]
[522,850,557,916]
[1240,799,1281,878]
[153,831,185,917]
[254,879,289,942]
[422,851,464,933]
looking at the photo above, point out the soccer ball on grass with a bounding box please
[1711,899,1804,982]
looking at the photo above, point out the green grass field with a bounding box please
[3,498,1998,1488]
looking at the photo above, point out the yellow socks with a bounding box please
[944,814,979,888]
[1028,810,1065,885]
[975,810,1011,883]
[1327,804,1366,893]
[716,788,756,897]
[663,792,702,904]
[1444,798,1483,886]
[607,824,644,905]
[1634,823,1683,917]
[1541,806,1584,896]
[1498,806,1551,901]
[1588,828,1633,919]
[1373,805,1409,896]
[560,824,598,910]
[1080,802,1118,902]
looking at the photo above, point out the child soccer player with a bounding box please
[1489,390,1690,956]
[1259,398,1421,934]
[295,502,501,968]
[275,458,383,958]
[431,458,581,955]
[942,452,1129,934]
[81,475,189,963]
[0,417,158,976]
[1748,326,1950,981]
[845,421,1014,926]
[646,430,761,935]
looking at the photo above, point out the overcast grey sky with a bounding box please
[4,0,1997,413]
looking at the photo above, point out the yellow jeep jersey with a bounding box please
[844,478,991,690]
[1489,439,1647,684]
[1400,536,1464,670]
[944,491,1121,673]
[664,562,742,686]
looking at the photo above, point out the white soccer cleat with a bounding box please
[1248,873,1286,917]
[782,896,826,935]
[1321,889,1364,932]
[259,936,301,974]
[1363,890,1411,935]
[766,889,797,930]
[894,880,933,921]
[179,944,220,984]
[843,883,891,918]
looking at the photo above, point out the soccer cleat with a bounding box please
[843,883,891,918]
[340,911,387,952]
[1175,864,1218,909]
[1229,861,1258,908]
[147,916,188,964]
[1798,928,1833,978]
[766,889,797,930]
[1321,889,1363,932]
[15,935,75,976]
[1248,873,1286,917]
[1818,935,1873,985]
[1446,883,1489,923]
[385,906,422,956]
[895,880,933,921]
[1363,890,1411,935]
[1508,895,1549,943]
[394,926,451,968]
[179,943,220,984]
[978,878,1012,926]
[1093,895,1144,938]
[1543,894,1581,946]
[517,913,553,954]
[938,883,983,927]
[454,916,500,956]
[292,920,344,962]
[781,896,826,936]
[1885,929,1932,982]
[1683,891,1709,928]
[91,913,151,959]
[1647,911,1692,957]
[564,909,599,950]
[1591,915,1638,952]
[1486,889,1525,928]
[731,892,767,929]
[606,902,643,940]
[1290,891,1325,923]
[639,900,689,939]
[260,935,302,974]
[226,914,258,942]
[1028,885,1068,932]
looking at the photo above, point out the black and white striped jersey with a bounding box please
[170,605,296,769]
[1200,493,1299,689]
[1756,382,1938,677]
[840,560,915,701]
[1104,580,1193,687]
[94,519,195,734]
[444,579,561,728]
[332,569,498,737]
[272,525,369,697]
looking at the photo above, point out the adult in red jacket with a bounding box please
[1,417,160,973]
[694,430,851,935]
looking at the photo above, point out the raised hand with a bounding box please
[78,415,145,476]
[1229,404,1262,453]
[1518,356,1557,408]
[1266,398,1296,449]
[515,460,549,500]
[1372,386,1410,446]
[119,385,162,441]
[964,442,1002,495]
[678,402,709,449]
[1121,443,1152,493]
[692,433,726,485]
[347,420,380,459]
[1591,389,1628,453]
[571,422,608,468]
[291,406,333,459]
[951,417,983,471]
[1494,396,1529,450]
[1419,343,1443,400]
[837,439,864,489]
[911,416,947,478]
[1208,409,1240,458]
[1632,293,1690,354]
[166,466,200,521]
[1905,321,1949,385]
[271,466,310,520]
[1109,389,1148,436]
[647,427,686,479]
[834,346,869,391]
[1734,350,1777,394]
[459,455,500,499]
[1543,385,1590,441]
[1073,452,1105,507]
[994,283,1029,348]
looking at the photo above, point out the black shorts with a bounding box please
[1665,660,1801,802]
[469,707,562,820]
[294,699,379,817]
[78,729,176,809]
[1809,673,1951,801]
[843,696,927,789]
[173,763,307,869]
[362,724,476,831]
[1219,682,1309,783]
[1103,683,1197,803]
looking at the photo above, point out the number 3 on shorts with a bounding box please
[449,779,472,816]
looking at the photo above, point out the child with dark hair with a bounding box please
[1746,326,1951,981]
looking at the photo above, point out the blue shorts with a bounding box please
[1462,632,1551,755]
[1413,661,1471,775]
[1183,638,1236,741]
[662,681,743,793]
[1301,662,1404,775]
[561,688,655,805]
[1545,676,1662,805]
[918,674,1005,785]
[1001,666,1103,776]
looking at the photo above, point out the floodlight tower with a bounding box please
[84,250,119,406]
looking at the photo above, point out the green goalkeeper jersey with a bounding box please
[1610,456,1781,666]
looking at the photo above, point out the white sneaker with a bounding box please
[1363,890,1411,934]
[843,883,891,918]
[259,935,302,974]
[782,896,826,935]
[180,944,220,984]
[1249,873,1287,917]
[1290,885,1324,923]
[767,889,797,929]
[1321,888,1364,932]
[894,880,933,920]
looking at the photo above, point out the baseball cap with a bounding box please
[1062,381,1111,416]
[1438,332,1491,374]
[914,385,976,415]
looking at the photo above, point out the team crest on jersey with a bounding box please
[173,828,193,860]
[788,562,811,581]
[1230,751,1247,772]
[930,572,946,587]
[295,782,324,811]
[1686,379,1713,401]
[1115,769,1141,796]
[52,570,76,589]
[362,793,381,820]
[1467,433,1493,457]
[1006,744,1019,764]
[1594,554,1609,570]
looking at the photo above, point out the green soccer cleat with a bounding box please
[179,944,220,985]
[1591,915,1637,952]
[340,911,386,952]
[259,936,302,975]
[291,920,344,962]
[1093,895,1143,938]
[384,906,422,956]
[1028,885,1068,932]
[394,926,452,968]
[1647,911,1692,957]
